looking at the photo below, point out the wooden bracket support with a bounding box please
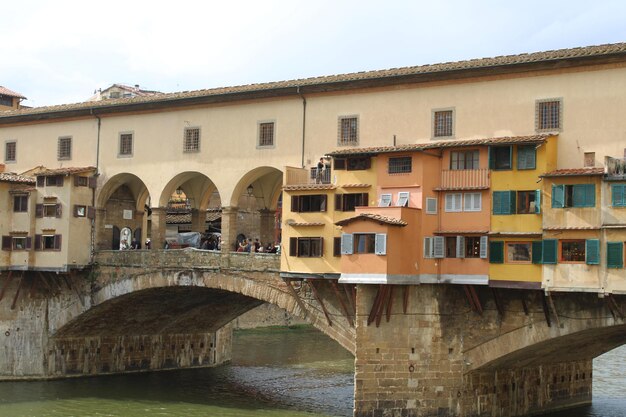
[464,285,483,315]
[308,280,332,326]
[330,280,353,327]
[402,285,409,314]
[491,288,504,318]
[0,271,13,303]
[11,273,24,310]
[282,278,309,319]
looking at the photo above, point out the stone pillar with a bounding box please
[94,208,108,250]
[191,209,206,234]
[220,206,238,253]
[150,207,167,250]
[258,209,276,245]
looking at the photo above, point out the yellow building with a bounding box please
[0,87,25,111]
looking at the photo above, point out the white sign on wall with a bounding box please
[123,209,133,220]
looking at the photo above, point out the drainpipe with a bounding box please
[89,109,101,263]
[297,87,307,168]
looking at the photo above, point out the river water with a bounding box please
[0,326,623,417]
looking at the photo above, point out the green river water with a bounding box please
[0,326,623,417]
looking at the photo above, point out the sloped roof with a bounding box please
[166,211,222,224]
[329,134,552,157]
[283,184,336,191]
[34,166,96,177]
[541,167,604,177]
[335,213,407,227]
[0,86,26,99]
[0,172,35,184]
[1,42,625,122]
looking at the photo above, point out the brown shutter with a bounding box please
[335,194,343,211]
[87,206,95,219]
[37,176,45,187]
[25,237,32,250]
[334,158,346,170]
[361,193,369,207]
[291,195,299,212]
[74,176,80,186]
[56,204,62,218]
[56,176,64,187]
[333,237,341,257]
[88,177,97,189]
[54,235,62,250]
[320,195,327,212]
[2,236,11,251]
[34,235,42,251]
[36,204,43,218]
[318,237,324,257]
[289,237,297,256]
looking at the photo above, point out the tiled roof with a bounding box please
[543,226,600,231]
[1,42,625,119]
[329,134,552,157]
[166,211,222,224]
[434,230,489,234]
[286,221,325,227]
[488,231,542,236]
[341,183,371,188]
[0,172,35,184]
[541,167,604,177]
[0,86,26,99]
[283,184,336,191]
[34,166,96,176]
[434,186,490,191]
[335,213,407,227]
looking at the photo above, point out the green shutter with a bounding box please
[517,145,536,170]
[532,241,543,264]
[551,185,565,208]
[489,241,504,264]
[488,146,495,169]
[493,191,502,214]
[584,184,596,207]
[612,184,626,207]
[535,189,541,214]
[572,184,596,208]
[509,191,517,214]
[607,242,624,269]
[542,239,557,264]
[493,191,513,215]
[585,239,600,265]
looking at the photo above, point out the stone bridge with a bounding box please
[1,251,625,417]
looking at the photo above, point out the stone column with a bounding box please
[220,206,238,253]
[258,208,276,245]
[191,209,206,234]
[150,207,167,250]
[94,208,108,250]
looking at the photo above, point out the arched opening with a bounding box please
[96,173,151,250]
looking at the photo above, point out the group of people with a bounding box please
[120,238,150,250]
[199,234,221,251]
[237,238,278,254]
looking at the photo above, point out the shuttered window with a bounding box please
[607,242,624,269]
[433,236,445,258]
[489,241,504,263]
[289,237,324,257]
[517,145,536,170]
[290,195,327,212]
[374,234,387,255]
[445,193,462,212]
[479,236,488,259]
[493,191,516,215]
[341,233,354,255]
[552,184,595,208]
[542,239,558,264]
[456,236,466,258]
[532,241,543,264]
[489,146,512,170]
[611,184,626,207]
[585,239,600,265]
[423,237,433,258]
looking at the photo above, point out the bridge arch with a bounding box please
[158,171,220,210]
[229,166,283,210]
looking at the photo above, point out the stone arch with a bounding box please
[228,166,283,210]
[158,172,220,210]
[97,173,150,212]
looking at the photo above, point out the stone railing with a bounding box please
[440,168,490,190]
[95,249,280,272]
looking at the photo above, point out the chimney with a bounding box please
[0,164,5,173]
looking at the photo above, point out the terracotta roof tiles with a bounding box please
[341,183,371,188]
[34,166,96,177]
[0,86,26,99]
[335,213,407,227]
[283,184,336,191]
[0,173,35,184]
[541,167,604,177]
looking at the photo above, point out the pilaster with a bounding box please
[150,207,167,250]
[220,206,239,253]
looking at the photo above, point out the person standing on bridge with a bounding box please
[316,157,326,184]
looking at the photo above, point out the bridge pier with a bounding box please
[353,285,601,417]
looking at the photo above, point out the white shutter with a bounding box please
[445,194,453,211]
[456,236,466,258]
[341,233,354,255]
[379,193,392,207]
[375,233,387,255]
[396,192,409,207]
[423,237,433,258]
[426,197,437,214]
[479,236,488,259]
[464,193,481,212]
[433,236,445,258]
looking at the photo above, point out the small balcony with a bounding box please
[284,166,332,186]
[438,168,490,190]
[605,157,626,179]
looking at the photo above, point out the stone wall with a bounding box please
[233,303,307,329]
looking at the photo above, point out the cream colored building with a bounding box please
[0,42,626,261]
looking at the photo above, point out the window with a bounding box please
[536,99,562,131]
[1,236,32,251]
[388,157,412,174]
[119,133,133,156]
[12,237,27,250]
[450,150,479,170]
[0,94,13,106]
[517,145,536,170]
[433,109,454,138]
[379,194,392,207]
[36,203,62,218]
[607,242,624,269]
[58,136,72,160]
[489,146,512,170]
[343,233,386,255]
[183,127,200,152]
[289,237,323,257]
[560,240,586,263]
[73,205,86,217]
[338,116,358,146]
[291,195,327,212]
[517,190,540,214]
[41,235,62,251]
[333,156,371,170]
[584,152,595,167]
[335,193,368,212]
[354,234,376,254]
[493,191,516,215]
[44,204,58,217]
[506,243,532,263]
[43,175,63,187]
[5,141,16,162]
[445,237,457,258]
[465,237,482,258]
[333,237,341,257]
[426,197,437,214]
[489,241,504,263]
[463,193,481,212]
[444,193,462,212]
[552,184,595,208]
[13,195,28,212]
[258,122,274,147]
[74,176,88,187]
[396,192,409,207]
[611,184,626,207]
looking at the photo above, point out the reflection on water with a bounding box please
[0,327,623,417]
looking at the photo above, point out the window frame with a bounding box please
[516,190,540,214]
[506,242,532,264]
[379,193,392,207]
[463,192,482,212]
[388,156,412,174]
[11,236,28,251]
[291,194,327,213]
[335,192,368,212]
[337,115,359,146]
[425,197,437,214]
[118,132,134,157]
[5,140,16,163]
[396,191,409,207]
[536,98,563,132]
[290,237,324,257]
[57,136,72,160]
[13,194,28,213]
[444,193,462,212]
[183,126,201,153]
[257,120,275,148]
[432,108,455,138]
[559,239,586,263]
[450,150,479,170]
[611,184,626,207]
[489,146,512,170]
[517,145,537,170]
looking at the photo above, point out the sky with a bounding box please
[2,0,626,107]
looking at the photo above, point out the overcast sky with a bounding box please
[2,0,626,107]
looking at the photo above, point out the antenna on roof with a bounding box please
[393,135,396,146]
